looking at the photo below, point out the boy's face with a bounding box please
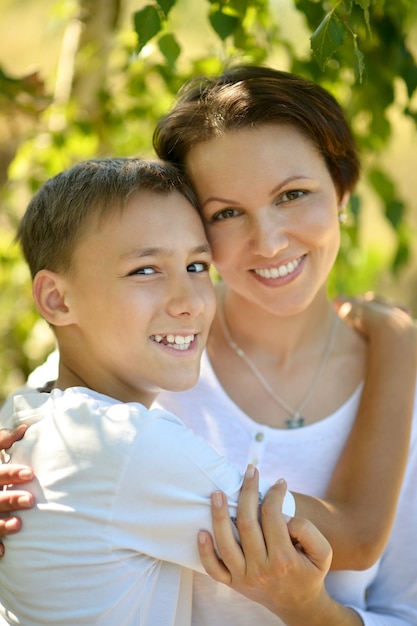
[57,189,215,406]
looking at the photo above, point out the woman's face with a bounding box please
[184,124,348,316]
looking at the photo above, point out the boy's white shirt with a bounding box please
[0,385,294,626]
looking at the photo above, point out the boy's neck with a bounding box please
[54,362,156,408]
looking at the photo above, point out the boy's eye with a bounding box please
[131,266,155,275]
[187,261,209,273]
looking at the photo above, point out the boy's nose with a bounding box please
[167,278,206,318]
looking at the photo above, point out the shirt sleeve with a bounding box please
[112,407,295,574]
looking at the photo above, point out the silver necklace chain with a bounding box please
[218,293,339,428]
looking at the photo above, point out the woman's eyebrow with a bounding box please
[270,175,313,195]
[201,196,240,209]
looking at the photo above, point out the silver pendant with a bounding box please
[285,415,305,429]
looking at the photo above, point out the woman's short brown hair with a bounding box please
[154,65,360,199]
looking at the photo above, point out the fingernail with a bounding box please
[245,464,255,479]
[4,518,19,531]
[212,491,223,508]
[198,531,207,545]
[18,469,33,480]
[275,478,285,485]
[17,495,32,506]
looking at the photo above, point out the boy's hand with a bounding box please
[197,467,333,619]
[0,425,34,555]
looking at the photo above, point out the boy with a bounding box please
[0,158,297,625]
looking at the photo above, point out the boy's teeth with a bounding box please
[152,334,195,350]
[166,334,194,345]
[255,256,301,279]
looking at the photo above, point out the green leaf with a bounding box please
[368,169,394,203]
[156,0,176,18]
[353,0,371,33]
[311,11,346,70]
[224,0,250,19]
[209,9,240,41]
[368,168,405,228]
[392,227,410,273]
[385,199,405,229]
[352,35,365,81]
[133,5,162,52]
[158,33,181,68]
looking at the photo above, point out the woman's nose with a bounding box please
[249,208,290,257]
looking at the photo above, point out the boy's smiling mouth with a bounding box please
[151,334,196,351]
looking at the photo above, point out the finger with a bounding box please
[259,479,293,553]
[0,489,34,512]
[0,425,28,450]
[0,465,34,486]
[0,515,23,536]
[236,465,267,558]
[287,517,333,572]
[363,291,394,307]
[333,296,353,314]
[197,530,232,584]
[209,489,245,574]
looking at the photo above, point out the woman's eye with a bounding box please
[211,207,240,221]
[187,261,209,273]
[279,190,306,203]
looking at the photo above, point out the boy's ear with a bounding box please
[33,270,75,327]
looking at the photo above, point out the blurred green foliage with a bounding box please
[1,0,417,402]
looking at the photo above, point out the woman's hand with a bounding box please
[335,292,415,340]
[0,425,34,555]
[197,467,355,624]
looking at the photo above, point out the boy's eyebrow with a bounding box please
[122,243,212,259]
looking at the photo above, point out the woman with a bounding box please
[152,65,417,624]
[0,66,416,623]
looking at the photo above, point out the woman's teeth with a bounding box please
[255,256,302,279]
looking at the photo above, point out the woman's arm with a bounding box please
[0,426,34,555]
[198,467,363,625]
[200,446,417,624]
[294,297,417,570]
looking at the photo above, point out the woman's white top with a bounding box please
[156,349,417,626]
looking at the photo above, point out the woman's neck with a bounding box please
[217,284,336,366]
[208,283,365,428]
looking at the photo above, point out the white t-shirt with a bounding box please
[0,386,295,626]
[156,350,417,626]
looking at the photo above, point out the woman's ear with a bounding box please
[339,192,350,212]
[33,270,75,327]
[338,192,351,224]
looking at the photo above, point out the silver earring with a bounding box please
[338,208,347,224]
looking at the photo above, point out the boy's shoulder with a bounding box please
[3,385,184,435]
